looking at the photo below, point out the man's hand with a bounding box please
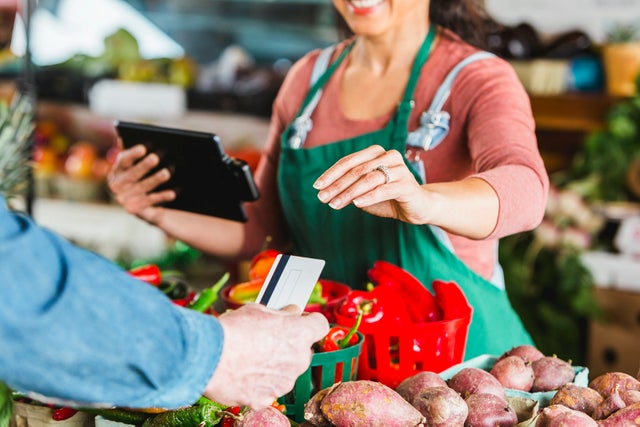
[204,303,329,409]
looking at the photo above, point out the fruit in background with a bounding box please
[101,28,141,67]
[118,59,162,82]
[49,134,70,155]
[33,146,60,175]
[64,142,97,180]
[248,249,280,280]
[34,119,59,142]
[91,157,111,180]
[169,56,198,88]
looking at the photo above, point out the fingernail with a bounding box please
[329,199,341,209]
[317,191,329,202]
[313,179,324,189]
[353,198,362,207]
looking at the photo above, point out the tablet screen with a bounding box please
[115,121,259,222]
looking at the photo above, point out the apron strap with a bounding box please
[406,51,496,153]
[390,26,437,142]
[288,44,346,149]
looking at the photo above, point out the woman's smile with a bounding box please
[347,0,385,15]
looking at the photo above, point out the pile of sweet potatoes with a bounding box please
[302,345,580,426]
[302,345,639,426]
[535,371,640,426]
[489,345,576,393]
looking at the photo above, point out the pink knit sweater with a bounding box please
[244,29,549,281]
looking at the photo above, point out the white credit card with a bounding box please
[255,254,326,310]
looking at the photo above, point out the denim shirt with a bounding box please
[0,196,223,409]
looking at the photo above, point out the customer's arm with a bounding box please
[0,198,221,409]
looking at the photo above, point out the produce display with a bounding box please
[302,345,640,427]
[8,253,640,427]
[31,118,118,202]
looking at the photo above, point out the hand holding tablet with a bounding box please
[115,121,259,222]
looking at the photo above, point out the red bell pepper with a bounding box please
[319,312,363,352]
[432,279,472,320]
[248,249,281,280]
[367,260,442,323]
[51,407,76,421]
[337,290,384,323]
[128,264,162,286]
[337,285,412,327]
[220,405,241,427]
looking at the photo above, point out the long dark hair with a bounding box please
[335,0,502,49]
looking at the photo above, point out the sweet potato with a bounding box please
[320,380,426,426]
[448,367,507,401]
[589,372,640,398]
[303,386,334,427]
[396,371,447,403]
[411,386,467,427]
[621,389,640,406]
[464,393,517,427]
[548,383,604,417]
[490,355,535,392]
[236,406,290,426]
[531,356,575,392]
[592,389,626,420]
[500,345,545,363]
[534,404,597,427]
[596,402,640,426]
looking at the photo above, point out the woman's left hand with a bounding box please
[313,145,426,224]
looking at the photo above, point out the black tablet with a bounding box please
[115,121,259,222]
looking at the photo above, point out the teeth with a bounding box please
[350,0,383,8]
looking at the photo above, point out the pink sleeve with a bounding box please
[456,58,549,239]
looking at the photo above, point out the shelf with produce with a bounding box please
[528,92,623,173]
[529,92,620,133]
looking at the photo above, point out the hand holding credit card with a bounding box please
[255,254,326,311]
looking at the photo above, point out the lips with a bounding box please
[347,0,385,15]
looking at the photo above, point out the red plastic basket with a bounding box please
[334,280,472,389]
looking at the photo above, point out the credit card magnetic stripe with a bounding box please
[258,254,290,305]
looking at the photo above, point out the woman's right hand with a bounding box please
[107,143,176,225]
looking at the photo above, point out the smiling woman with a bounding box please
[108,0,549,361]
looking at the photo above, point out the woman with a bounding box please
[109,0,549,358]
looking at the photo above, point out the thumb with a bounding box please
[279,304,303,314]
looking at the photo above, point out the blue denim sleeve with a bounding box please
[0,198,224,409]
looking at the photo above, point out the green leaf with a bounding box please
[0,93,34,202]
[0,382,14,427]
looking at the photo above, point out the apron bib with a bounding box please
[278,27,533,358]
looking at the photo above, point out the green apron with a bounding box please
[278,28,534,359]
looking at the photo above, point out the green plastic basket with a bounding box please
[279,331,364,422]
